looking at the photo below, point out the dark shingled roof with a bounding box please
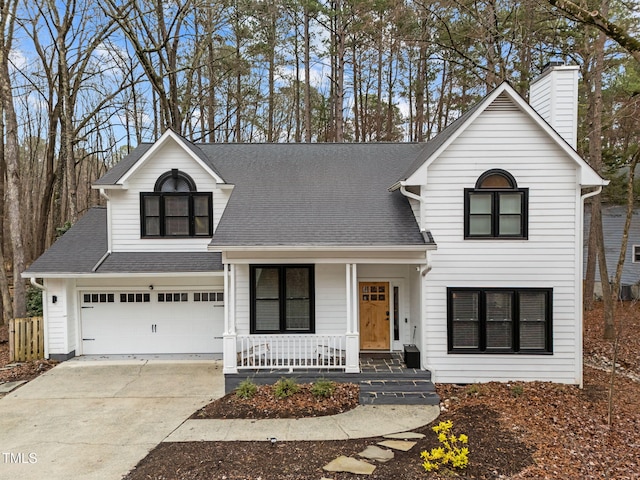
[94,133,226,186]
[24,207,108,275]
[97,252,223,273]
[24,207,223,276]
[94,144,153,185]
[200,143,431,247]
[397,92,488,184]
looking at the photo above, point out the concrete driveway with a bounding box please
[0,359,224,480]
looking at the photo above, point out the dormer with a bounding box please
[92,130,233,252]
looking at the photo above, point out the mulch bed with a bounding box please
[192,382,360,419]
[123,301,640,480]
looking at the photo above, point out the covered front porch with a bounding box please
[221,257,431,376]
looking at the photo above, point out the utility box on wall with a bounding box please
[403,344,420,369]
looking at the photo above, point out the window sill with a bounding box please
[447,350,553,355]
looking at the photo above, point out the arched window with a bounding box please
[154,169,197,192]
[141,169,212,238]
[464,169,528,239]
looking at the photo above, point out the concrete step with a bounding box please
[359,390,440,405]
[360,379,436,392]
[359,378,440,405]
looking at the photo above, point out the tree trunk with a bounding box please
[1,43,27,317]
[584,207,597,310]
[586,2,616,340]
[0,112,12,324]
[304,3,311,142]
[613,151,639,296]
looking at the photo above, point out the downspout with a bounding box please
[400,184,428,240]
[30,278,49,359]
[93,189,113,272]
[30,277,45,291]
[400,184,435,375]
[100,189,112,253]
[577,185,603,388]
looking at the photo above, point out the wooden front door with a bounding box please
[359,282,390,350]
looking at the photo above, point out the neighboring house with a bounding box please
[24,64,606,387]
[584,205,640,299]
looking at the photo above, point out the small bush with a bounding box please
[511,384,524,397]
[26,285,43,317]
[235,378,258,399]
[311,378,336,398]
[274,377,299,399]
[420,420,469,472]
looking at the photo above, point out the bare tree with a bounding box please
[548,0,640,65]
[1,0,26,318]
[102,0,195,134]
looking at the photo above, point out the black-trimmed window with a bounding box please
[633,245,640,263]
[250,265,315,334]
[448,288,552,353]
[141,169,212,238]
[464,169,528,239]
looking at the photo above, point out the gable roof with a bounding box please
[23,207,223,277]
[394,82,606,189]
[203,143,432,248]
[93,129,226,188]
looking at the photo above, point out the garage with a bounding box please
[80,289,224,355]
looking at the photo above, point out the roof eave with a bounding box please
[23,271,224,279]
[209,244,436,252]
[114,130,226,186]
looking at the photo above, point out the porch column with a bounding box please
[345,263,359,373]
[223,263,238,374]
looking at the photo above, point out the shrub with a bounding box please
[235,378,258,399]
[274,377,299,399]
[511,384,524,397]
[311,378,336,398]
[420,420,469,472]
[26,285,43,317]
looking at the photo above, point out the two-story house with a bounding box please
[24,64,606,387]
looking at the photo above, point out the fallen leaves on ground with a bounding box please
[124,300,640,479]
[0,325,57,386]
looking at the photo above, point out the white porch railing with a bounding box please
[236,334,346,370]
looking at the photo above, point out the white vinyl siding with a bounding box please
[234,264,347,336]
[529,66,579,148]
[42,279,73,357]
[421,101,581,384]
[109,141,230,251]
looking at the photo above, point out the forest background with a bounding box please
[0,0,638,330]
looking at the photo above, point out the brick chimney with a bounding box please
[529,62,580,149]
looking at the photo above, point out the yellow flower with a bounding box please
[459,434,469,443]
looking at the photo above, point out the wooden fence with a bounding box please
[9,317,44,362]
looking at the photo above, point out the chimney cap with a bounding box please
[542,60,565,72]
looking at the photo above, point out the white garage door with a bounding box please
[80,290,224,355]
